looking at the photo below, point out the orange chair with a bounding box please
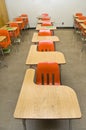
[20,14,29,28]
[78,16,86,20]
[80,24,86,38]
[83,21,86,25]
[41,21,52,26]
[0,29,11,55]
[0,29,11,48]
[74,13,83,30]
[9,22,20,39]
[77,16,86,32]
[75,13,83,17]
[15,17,25,30]
[41,16,50,20]
[42,13,49,16]
[38,30,52,36]
[38,40,55,51]
[36,62,61,85]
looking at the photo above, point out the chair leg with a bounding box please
[0,60,8,68]
[14,37,21,44]
[0,48,8,68]
[0,47,4,58]
[81,41,86,52]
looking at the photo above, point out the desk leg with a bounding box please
[29,64,36,69]
[22,119,26,130]
[0,60,8,68]
[59,65,62,84]
[69,119,72,130]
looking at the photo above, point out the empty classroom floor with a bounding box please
[0,29,86,130]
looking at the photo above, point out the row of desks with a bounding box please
[14,15,81,130]
[74,14,86,30]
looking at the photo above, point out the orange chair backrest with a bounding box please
[9,22,20,37]
[76,13,83,16]
[36,62,61,85]
[21,14,28,17]
[78,16,86,20]
[42,17,50,20]
[20,14,29,24]
[0,29,11,48]
[38,30,52,36]
[42,13,49,17]
[38,40,55,51]
[42,21,52,26]
[83,21,86,25]
[15,17,25,30]
[15,17,23,21]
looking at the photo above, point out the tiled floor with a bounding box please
[0,29,86,130]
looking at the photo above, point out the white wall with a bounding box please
[5,0,86,27]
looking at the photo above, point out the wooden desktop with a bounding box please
[32,32,60,43]
[26,45,66,65]
[36,24,56,30]
[0,36,6,42]
[38,19,54,24]
[14,69,81,130]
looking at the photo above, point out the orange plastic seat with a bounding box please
[36,62,61,85]
[42,21,52,26]
[38,30,52,36]
[15,17,25,30]
[38,40,55,51]
[9,22,20,38]
[0,29,11,48]
[42,17,50,20]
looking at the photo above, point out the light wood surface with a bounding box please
[26,45,66,65]
[1,25,17,31]
[20,16,27,20]
[38,20,54,24]
[73,15,79,18]
[6,21,23,25]
[75,18,86,23]
[32,32,60,43]
[36,24,56,30]
[14,69,81,119]
[80,23,86,29]
[0,36,6,42]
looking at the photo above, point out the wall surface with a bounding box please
[5,0,86,27]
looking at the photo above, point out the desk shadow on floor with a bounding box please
[26,119,69,130]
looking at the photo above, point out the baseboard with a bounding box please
[28,27,36,29]
[28,27,74,29]
[56,27,74,29]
